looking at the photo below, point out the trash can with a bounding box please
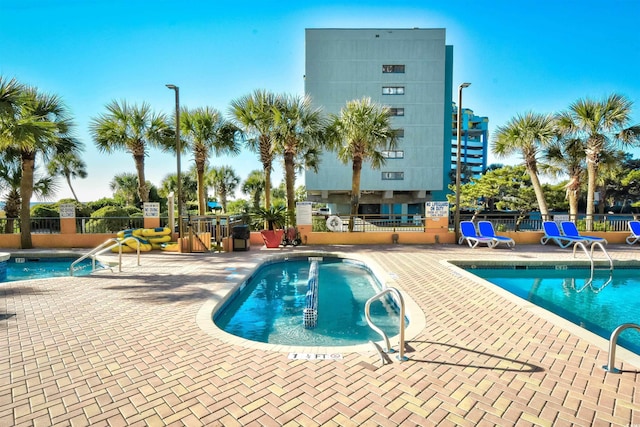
[232,225,250,251]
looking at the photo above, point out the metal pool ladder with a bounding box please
[364,287,407,362]
[572,241,613,274]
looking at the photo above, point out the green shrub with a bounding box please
[86,206,131,233]
[30,204,59,218]
[313,216,328,232]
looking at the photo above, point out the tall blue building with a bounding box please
[304,28,454,217]
[451,103,489,181]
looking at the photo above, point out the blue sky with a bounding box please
[2,0,639,202]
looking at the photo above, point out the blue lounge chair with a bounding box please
[626,220,640,245]
[459,221,496,248]
[478,221,515,248]
[560,221,608,245]
[540,221,588,248]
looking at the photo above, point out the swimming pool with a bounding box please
[458,263,640,356]
[1,256,102,283]
[213,256,406,347]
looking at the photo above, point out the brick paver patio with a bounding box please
[1,244,639,426]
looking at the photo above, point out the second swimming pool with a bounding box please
[214,256,405,347]
[458,263,640,356]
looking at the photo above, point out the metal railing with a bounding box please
[313,213,427,232]
[0,212,638,235]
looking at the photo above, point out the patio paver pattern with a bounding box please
[1,244,639,426]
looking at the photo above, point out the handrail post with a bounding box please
[603,323,640,373]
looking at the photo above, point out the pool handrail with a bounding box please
[364,287,407,362]
[572,241,613,276]
[602,323,640,374]
[70,236,141,276]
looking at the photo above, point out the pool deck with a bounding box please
[1,244,639,426]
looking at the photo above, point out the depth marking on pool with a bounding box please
[288,353,343,360]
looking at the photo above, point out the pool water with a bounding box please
[214,257,403,346]
[2,257,101,283]
[465,266,640,355]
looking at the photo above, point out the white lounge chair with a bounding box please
[459,221,496,248]
[626,221,640,245]
[478,221,515,248]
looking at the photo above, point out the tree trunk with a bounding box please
[568,190,579,221]
[264,167,272,210]
[349,158,362,232]
[134,152,148,203]
[20,155,35,249]
[196,159,206,215]
[585,157,597,231]
[252,190,261,210]
[527,167,549,219]
[284,149,296,223]
[565,175,580,220]
[220,189,228,213]
[67,176,80,202]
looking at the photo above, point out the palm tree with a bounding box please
[0,82,79,248]
[0,76,24,116]
[159,171,198,211]
[594,150,628,215]
[229,89,277,210]
[557,94,640,229]
[542,137,585,218]
[271,93,325,221]
[90,100,171,204]
[207,165,239,213]
[47,150,87,202]
[180,106,240,215]
[327,97,397,231]
[110,172,140,207]
[242,169,265,210]
[492,112,557,219]
[0,151,56,234]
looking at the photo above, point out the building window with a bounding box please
[393,128,405,138]
[388,108,404,116]
[382,86,405,95]
[382,150,404,159]
[382,64,405,73]
[382,171,404,180]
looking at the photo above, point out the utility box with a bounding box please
[232,225,250,251]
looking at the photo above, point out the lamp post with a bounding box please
[454,82,471,243]
[166,84,183,245]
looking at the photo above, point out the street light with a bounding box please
[454,82,471,243]
[166,84,183,246]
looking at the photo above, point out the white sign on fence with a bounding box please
[59,203,76,218]
[296,201,313,225]
[425,201,449,218]
[143,202,160,218]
